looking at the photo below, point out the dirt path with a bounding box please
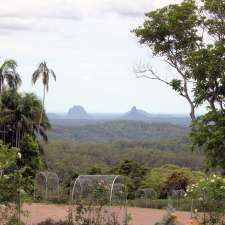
[23,203,192,225]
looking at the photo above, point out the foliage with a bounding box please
[50,120,188,143]
[160,171,189,198]
[190,111,225,169]
[0,90,50,146]
[0,90,50,194]
[32,61,56,128]
[44,139,204,178]
[19,135,41,174]
[112,160,146,196]
[0,59,54,223]
[186,174,225,225]
[70,200,122,225]
[62,171,79,198]
[0,141,19,203]
[87,166,102,175]
[142,165,204,195]
[133,0,225,169]
[0,59,21,94]
[155,207,179,225]
[0,141,29,225]
[130,198,192,211]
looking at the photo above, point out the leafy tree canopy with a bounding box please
[133,0,225,169]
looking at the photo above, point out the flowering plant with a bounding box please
[186,174,225,202]
[186,174,225,225]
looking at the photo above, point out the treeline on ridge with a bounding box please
[49,120,188,143]
[43,137,204,178]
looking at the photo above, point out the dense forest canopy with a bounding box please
[49,120,188,143]
[43,138,204,178]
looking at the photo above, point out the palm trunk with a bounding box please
[39,85,46,131]
[0,73,3,94]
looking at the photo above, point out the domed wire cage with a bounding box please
[34,172,60,201]
[135,188,157,208]
[71,175,128,225]
[168,189,186,210]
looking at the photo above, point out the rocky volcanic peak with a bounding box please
[67,105,90,119]
[122,106,151,121]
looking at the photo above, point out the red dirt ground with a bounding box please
[22,203,192,225]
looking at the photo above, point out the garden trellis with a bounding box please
[168,189,186,210]
[71,175,128,225]
[135,188,157,208]
[71,175,127,205]
[34,171,59,201]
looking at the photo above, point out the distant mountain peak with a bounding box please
[67,105,90,119]
[131,106,137,112]
[122,106,151,121]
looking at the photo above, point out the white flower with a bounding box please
[19,189,25,194]
[213,174,217,178]
[194,209,198,213]
[211,179,215,183]
[17,152,22,159]
[198,197,203,201]
[3,175,9,179]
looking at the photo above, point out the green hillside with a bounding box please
[43,137,204,178]
[49,120,188,143]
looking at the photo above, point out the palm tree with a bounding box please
[32,61,56,128]
[0,91,51,146]
[0,59,21,94]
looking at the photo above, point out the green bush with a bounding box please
[186,174,225,225]
[160,171,189,198]
[129,198,192,211]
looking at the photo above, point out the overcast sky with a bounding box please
[0,0,204,114]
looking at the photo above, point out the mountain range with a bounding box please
[48,105,191,126]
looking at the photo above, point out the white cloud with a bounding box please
[0,0,183,33]
[0,0,195,114]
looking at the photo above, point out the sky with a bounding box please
[0,0,203,114]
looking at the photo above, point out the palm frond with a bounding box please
[50,69,56,81]
[32,70,41,84]
[1,59,17,72]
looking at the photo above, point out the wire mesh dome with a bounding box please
[34,171,59,201]
[71,175,128,225]
[135,188,157,208]
[71,175,127,205]
[170,189,186,199]
[168,189,186,210]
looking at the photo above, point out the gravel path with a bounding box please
[23,203,192,225]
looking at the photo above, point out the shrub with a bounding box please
[160,171,189,198]
[186,174,225,225]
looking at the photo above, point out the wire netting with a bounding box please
[34,171,59,201]
[135,188,157,208]
[70,175,128,225]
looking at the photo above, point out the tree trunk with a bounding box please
[0,72,3,94]
[39,85,46,131]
